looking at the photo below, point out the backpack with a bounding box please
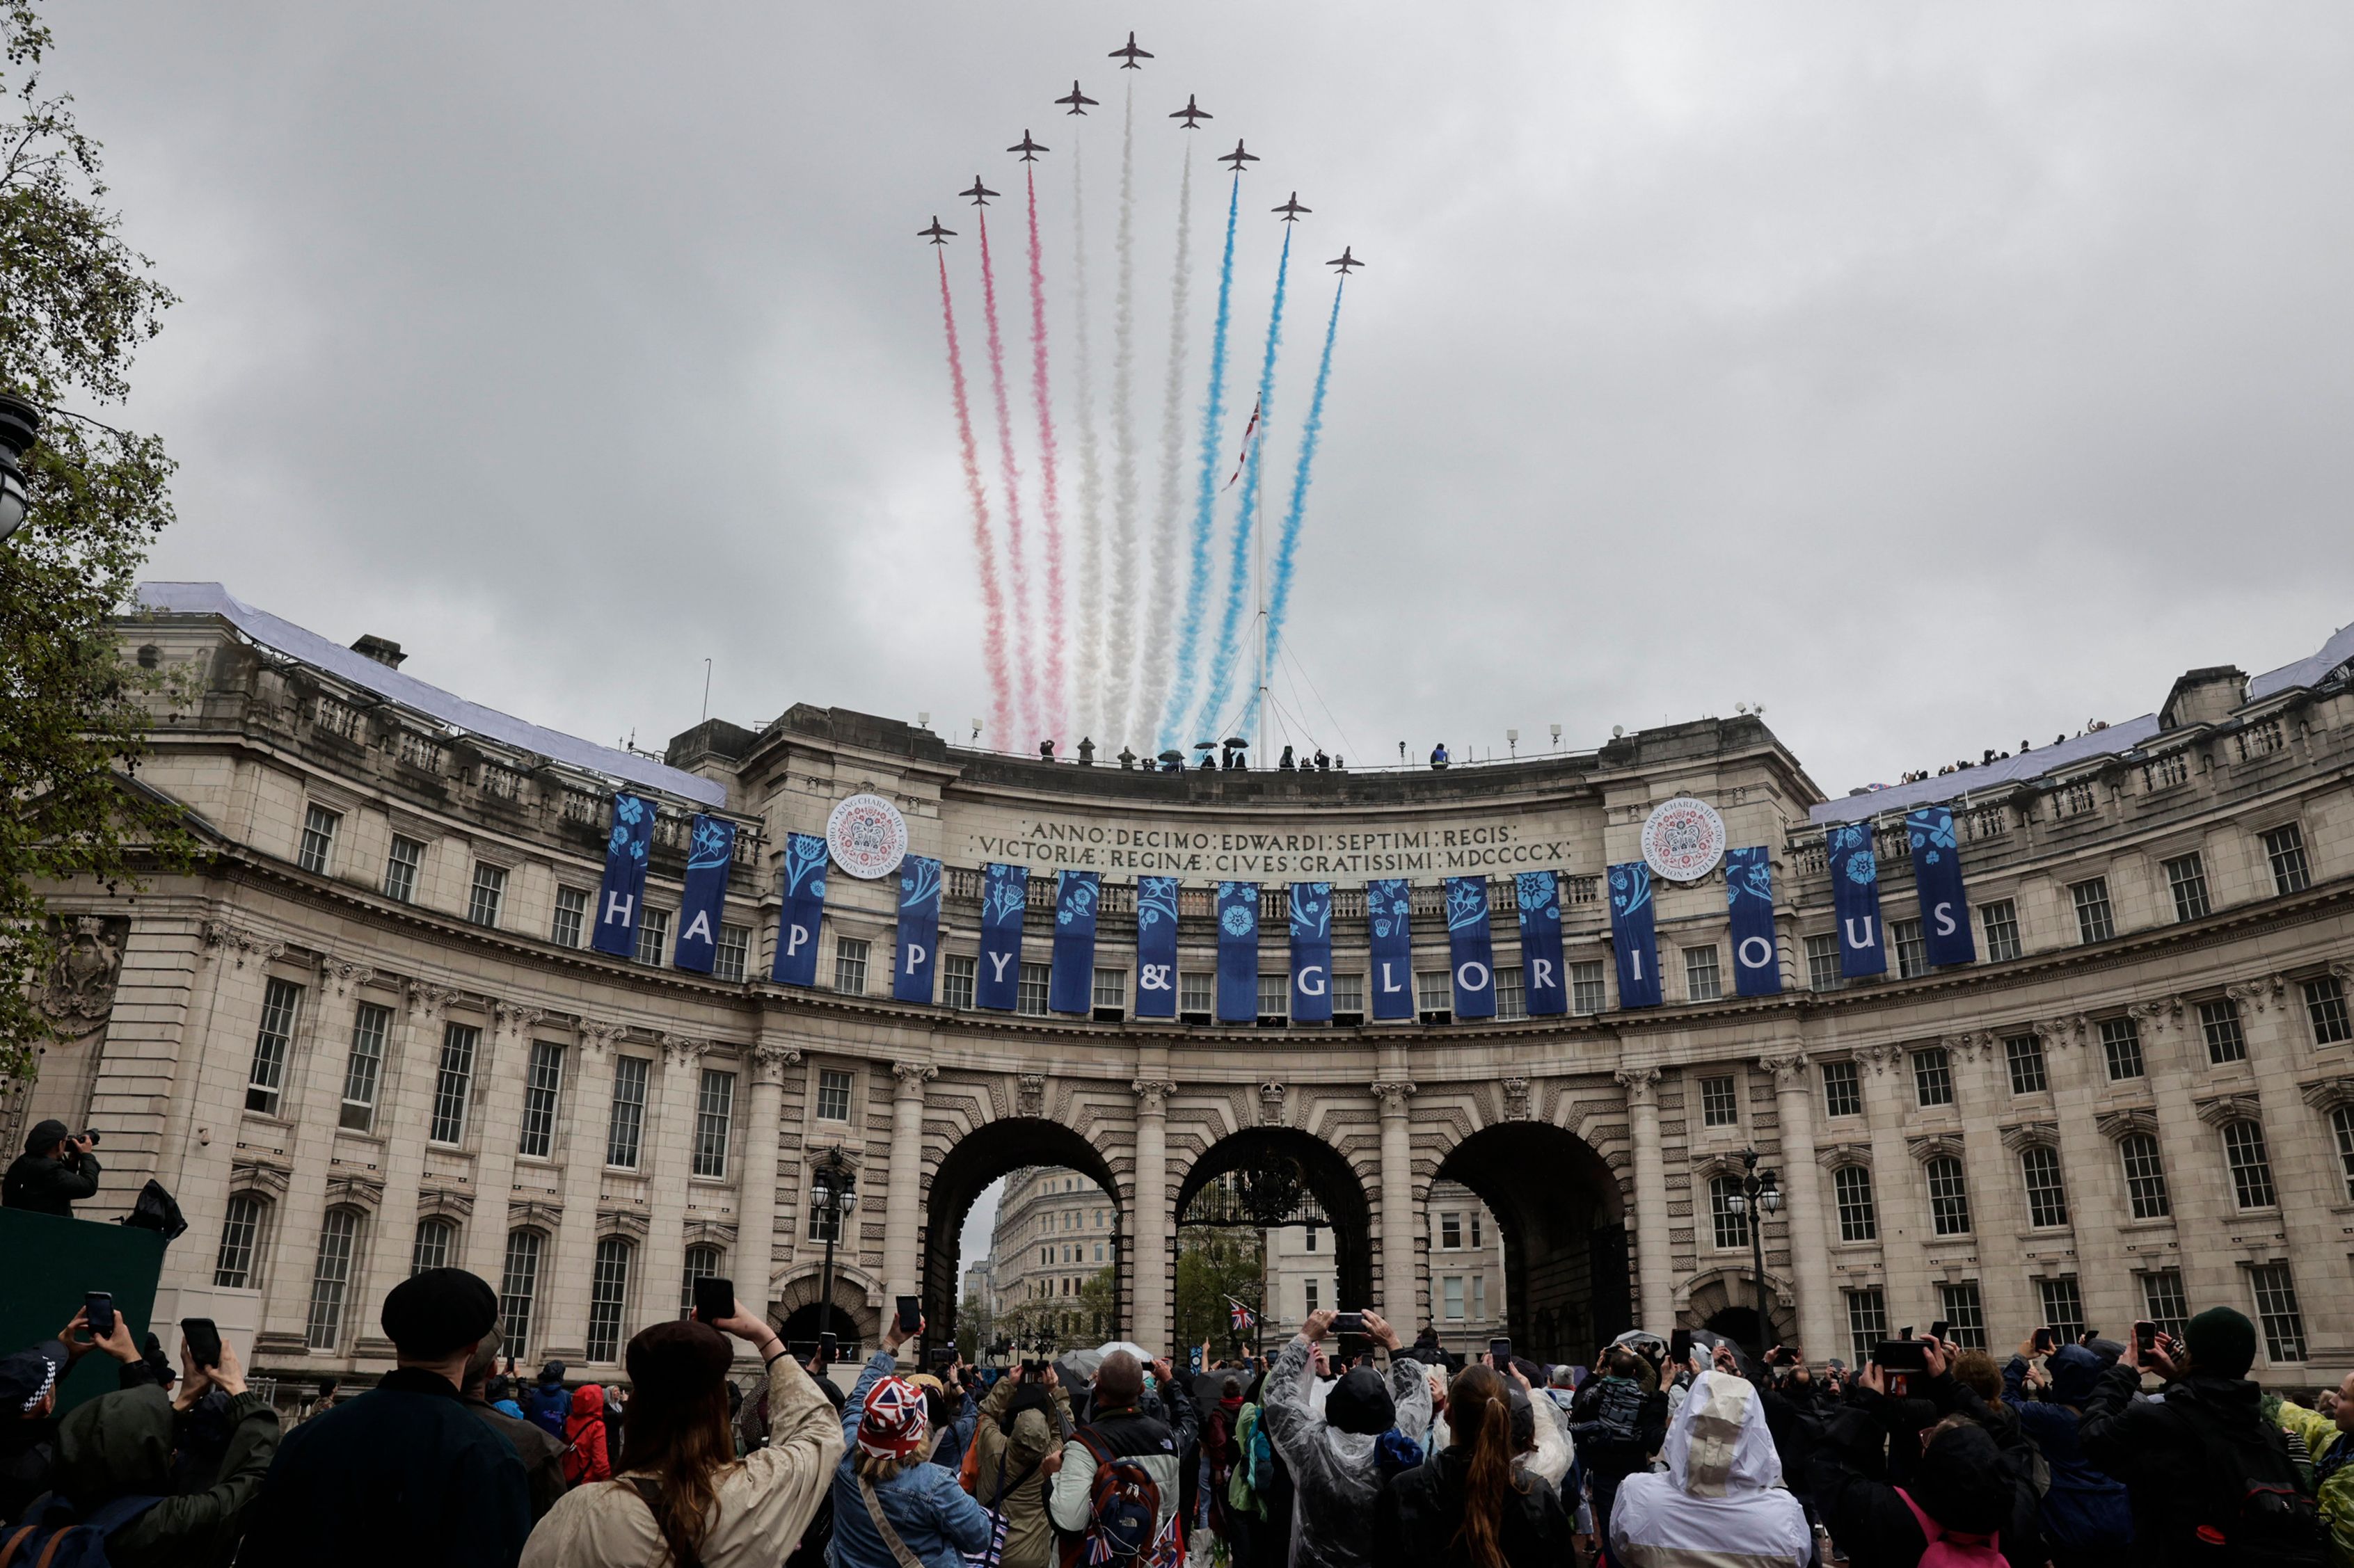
[1893,1487,2005,1568]
[1062,1431,1179,1568]
[525,1384,571,1439]
[2177,1396,2329,1568]
[1,1494,161,1568]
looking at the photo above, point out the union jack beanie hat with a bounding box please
[858,1374,930,1460]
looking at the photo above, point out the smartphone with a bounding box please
[83,1291,115,1338]
[895,1296,923,1338]
[181,1318,222,1370]
[693,1275,735,1325]
[1330,1311,1365,1336]
[1928,1320,1950,1343]
[2032,1326,2055,1354]
[1668,1328,1694,1368]
[1900,1327,1914,1341]
[1490,1337,1513,1368]
[2134,1320,2158,1355]
[1872,1339,1929,1372]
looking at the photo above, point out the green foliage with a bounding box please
[0,0,190,1080]
[1175,1225,1264,1355]
[955,1292,983,1363]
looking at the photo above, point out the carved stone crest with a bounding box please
[1258,1081,1287,1126]
[1501,1077,1532,1121]
[38,916,125,1038]
[1019,1073,1048,1118]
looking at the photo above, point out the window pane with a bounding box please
[500,1231,543,1359]
[2071,879,2115,943]
[299,804,340,875]
[552,886,589,948]
[1891,920,1926,979]
[1710,1176,1750,1249]
[2334,1106,2354,1203]
[2099,1017,2145,1080]
[247,977,303,1115]
[215,1194,264,1288]
[1980,901,2021,962]
[2264,824,2312,896]
[2021,1146,2069,1228]
[1179,971,1214,1016]
[1806,934,1845,993]
[1822,1061,1861,1118]
[2305,977,2352,1046]
[430,1022,479,1144]
[383,835,424,903]
[1331,972,1365,1016]
[1017,962,1052,1016]
[694,1070,735,1179]
[816,1069,854,1123]
[2222,1121,2277,1209]
[340,1002,391,1133]
[680,1245,723,1318]
[1833,1166,1877,1242]
[1257,973,1289,1022]
[519,1041,564,1159]
[2199,999,2247,1064]
[1913,1048,1953,1108]
[635,909,671,968]
[1926,1156,1971,1235]
[834,936,869,993]
[587,1238,631,1362]
[2249,1263,2307,1362]
[1570,962,1607,1016]
[2004,1034,2047,1095]
[1683,946,1721,1002]
[468,862,507,928]
[2120,1133,2170,1219]
[714,923,750,984]
[1494,966,1527,1021]
[2163,854,2211,922]
[1699,1075,1738,1128]
[1938,1282,1987,1350]
[1416,970,1452,1016]
[2038,1277,2085,1344]
[606,1056,649,1168]
[1846,1290,1887,1366]
[942,954,977,1010]
[2141,1270,2189,1341]
[1092,968,1127,1011]
[305,1209,360,1351]
[411,1218,454,1276]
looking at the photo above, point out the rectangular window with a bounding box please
[1332,971,1365,1020]
[1474,1274,1488,1320]
[305,1209,359,1351]
[1179,971,1214,1019]
[2248,1263,2307,1362]
[680,1246,723,1318]
[635,908,671,968]
[1305,1279,1321,1315]
[1699,1075,1739,1128]
[2141,1270,2190,1341]
[833,936,868,994]
[2200,998,2248,1064]
[500,1230,543,1359]
[1441,1211,1463,1249]
[942,954,977,1010]
[2120,1133,2170,1219]
[1495,966,1527,1021]
[299,804,341,875]
[1710,1177,1750,1250]
[1018,962,1052,1016]
[587,1238,631,1363]
[1684,946,1723,1002]
[1472,1212,1483,1247]
[605,1055,649,1168]
[2263,824,2312,895]
[1305,1224,1319,1251]
[551,886,590,948]
[340,1001,391,1133]
[246,977,303,1115]
[2071,879,2115,944]
[2305,977,2352,1046]
[2038,1277,2086,1345]
[2222,1120,2277,1209]
[816,1068,854,1123]
[714,923,750,983]
[2099,1016,2145,1080]
[1980,900,2022,963]
[1257,973,1290,1023]
[518,1040,564,1158]
[1416,970,1453,1019]
[1570,961,1607,1016]
[1846,1290,1888,1368]
[1443,1276,1465,1321]
[1806,933,1845,993]
[2021,1146,2069,1228]
[2005,1034,2049,1096]
[1925,1156,1971,1235]
[1822,1059,1862,1119]
[693,1069,735,1178]
[430,1021,479,1144]
[1913,1048,1955,1108]
[383,835,424,903]
[1938,1282,1987,1350]
[2163,853,2211,922]
[467,862,507,928]
[411,1218,455,1275]
[2333,1105,2354,1202]
[1891,920,1927,980]
[1832,1165,1877,1242]
[214,1194,264,1288]
[1092,968,1127,1011]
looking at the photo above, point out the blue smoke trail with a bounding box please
[1157,175,1240,751]
[1193,225,1290,741]
[1242,277,1344,737]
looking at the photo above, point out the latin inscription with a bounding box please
[967,818,1580,877]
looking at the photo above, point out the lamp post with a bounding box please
[809,1148,857,1368]
[1719,1147,1782,1360]
[0,394,38,545]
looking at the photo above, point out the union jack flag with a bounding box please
[1223,399,1262,490]
[1227,1296,1257,1333]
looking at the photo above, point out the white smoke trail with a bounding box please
[1069,135,1104,748]
[1132,141,1194,758]
[1100,82,1143,752]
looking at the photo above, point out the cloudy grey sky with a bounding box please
[63,1,2354,797]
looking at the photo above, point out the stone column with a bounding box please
[1130,1078,1176,1351]
[1615,1066,1673,1331]
[1761,1053,1836,1358]
[738,1042,801,1323]
[884,1061,935,1359]
[1373,1080,1419,1331]
[543,1021,622,1365]
[362,983,454,1318]
[642,1036,712,1352]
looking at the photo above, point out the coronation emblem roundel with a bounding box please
[825,793,909,881]
[1641,796,1728,884]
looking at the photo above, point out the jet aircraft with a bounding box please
[1057,81,1097,115]
[960,177,999,207]
[1170,94,1211,129]
[1273,191,1310,221]
[1327,246,1363,273]
[1110,31,1152,67]
[1218,138,1259,172]
[1008,130,1048,162]
[918,217,955,245]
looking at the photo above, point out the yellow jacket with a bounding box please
[2277,1400,2354,1568]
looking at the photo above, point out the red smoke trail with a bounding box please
[976,206,1038,749]
[1026,166,1069,744]
[937,252,1011,743]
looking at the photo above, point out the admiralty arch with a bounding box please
[15,580,2354,1388]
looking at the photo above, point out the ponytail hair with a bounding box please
[1446,1363,1525,1568]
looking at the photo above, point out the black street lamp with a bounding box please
[0,394,38,545]
[809,1148,857,1368]
[1719,1147,1783,1360]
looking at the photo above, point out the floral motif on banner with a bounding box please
[783,833,829,901]
[1289,883,1332,941]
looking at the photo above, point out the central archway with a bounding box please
[923,1117,1124,1357]
[1435,1122,1629,1363]
[1175,1128,1375,1345]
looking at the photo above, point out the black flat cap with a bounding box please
[381,1267,500,1359]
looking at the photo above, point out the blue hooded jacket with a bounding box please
[2004,1347,2133,1549]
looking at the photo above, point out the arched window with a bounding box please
[2019,1146,2069,1228]
[2221,1121,2277,1210]
[1925,1157,1971,1236]
[1709,1176,1749,1250]
[411,1217,457,1276]
[1831,1165,1877,1242]
[587,1237,633,1362]
[679,1244,724,1318]
[2119,1133,2170,1219]
[501,1230,546,1357]
[305,1208,362,1350]
[214,1193,269,1288]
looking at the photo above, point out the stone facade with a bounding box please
[19,586,2354,1389]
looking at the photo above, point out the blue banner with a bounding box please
[1907,808,1978,967]
[1607,862,1662,1009]
[893,855,942,1003]
[1367,878,1415,1021]
[978,863,1028,1011]
[1289,882,1333,1023]
[1724,846,1783,998]
[1447,877,1497,1019]
[1134,876,1179,1019]
[1216,881,1260,1023]
[1515,871,1567,1016]
[591,792,654,957]
[1827,824,1886,977]
[771,832,828,986]
[1049,870,1101,1014]
[671,815,736,973]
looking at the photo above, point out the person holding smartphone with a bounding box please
[1255,1309,1431,1568]
[1998,1331,2131,1568]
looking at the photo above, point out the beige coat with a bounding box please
[519,1354,843,1568]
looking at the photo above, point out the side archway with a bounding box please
[1433,1121,1629,1363]
[923,1117,1125,1357]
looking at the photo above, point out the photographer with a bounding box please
[1257,1309,1431,1568]
[2,1121,101,1218]
[967,1361,1070,1568]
